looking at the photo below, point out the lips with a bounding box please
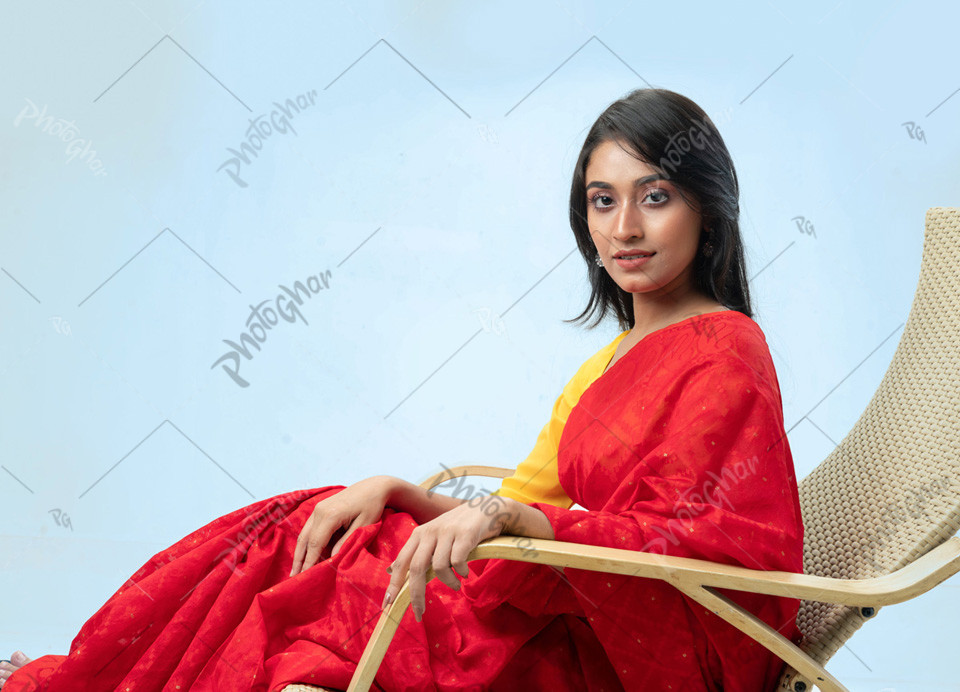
[613,250,655,259]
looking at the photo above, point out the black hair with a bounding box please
[564,87,753,331]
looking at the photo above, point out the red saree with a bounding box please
[6,310,803,691]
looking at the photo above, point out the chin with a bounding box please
[615,278,657,293]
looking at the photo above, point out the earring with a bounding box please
[702,228,714,258]
[595,252,603,267]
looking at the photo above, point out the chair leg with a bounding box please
[672,583,848,692]
[779,665,815,691]
[347,579,418,691]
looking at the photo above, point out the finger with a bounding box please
[407,535,437,622]
[431,532,461,591]
[449,534,471,581]
[299,515,343,574]
[291,509,343,576]
[331,515,364,556]
[290,515,315,576]
[381,531,419,612]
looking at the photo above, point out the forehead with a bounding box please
[585,139,658,177]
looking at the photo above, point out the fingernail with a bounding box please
[381,592,392,610]
[386,565,392,574]
[413,606,423,621]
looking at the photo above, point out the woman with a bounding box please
[1,88,804,691]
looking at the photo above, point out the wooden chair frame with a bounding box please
[314,464,960,692]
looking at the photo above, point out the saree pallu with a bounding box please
[468,311,805,691]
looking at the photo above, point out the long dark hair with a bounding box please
[565,88,752,331]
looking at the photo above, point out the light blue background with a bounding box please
[1,1,957,689]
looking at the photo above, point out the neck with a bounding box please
[629,287,717,336]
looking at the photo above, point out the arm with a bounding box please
[380,485,555,621]
[490,388,577,507]
[387,475,556,539]
[491,350,605,507]
[385,476,471,524]
[291,473,469,575]
[494,496,555,540]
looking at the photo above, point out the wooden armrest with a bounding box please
[468,534,960,606]
[417,464,515,491]
[349,534,960,692]
[376,464,960,692]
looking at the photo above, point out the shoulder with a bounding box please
[682,310,769,362]
[687,311,784,404]
[561,330,628,396]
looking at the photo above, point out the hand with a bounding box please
[380,494,510,622]
[290,475,395,577]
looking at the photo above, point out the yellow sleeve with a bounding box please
[491,335,624,507]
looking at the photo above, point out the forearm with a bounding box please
[385,476,469,524]
[382,476,555,540]
[495,496,555,540]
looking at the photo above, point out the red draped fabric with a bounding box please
[7,310,803,691]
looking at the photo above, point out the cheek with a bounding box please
[663,220,701,252]
[586,215,607,240]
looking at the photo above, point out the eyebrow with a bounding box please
[585,174,665,190]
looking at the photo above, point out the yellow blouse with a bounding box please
[490,330,631,507]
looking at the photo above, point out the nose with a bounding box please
[612,195,644,241]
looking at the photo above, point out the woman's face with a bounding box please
[584,138,705,304]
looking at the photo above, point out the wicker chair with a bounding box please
[285,206,960,692]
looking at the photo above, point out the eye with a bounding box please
[587,188,669,213]
[588,192,615,212]
[646,188,669,204]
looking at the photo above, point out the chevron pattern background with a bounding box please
[1,1,957,689]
